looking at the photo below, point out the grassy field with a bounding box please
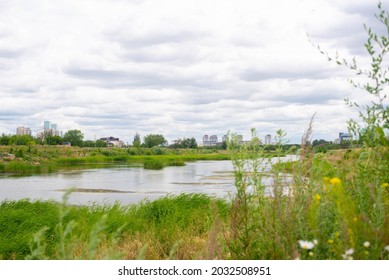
[0,194,229,260]
[0,142,388,260]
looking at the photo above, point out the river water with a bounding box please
[0,156,297,205]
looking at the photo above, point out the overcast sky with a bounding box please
[0,0,387,144]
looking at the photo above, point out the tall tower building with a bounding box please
[44,121,51,131]
[265,134,271,145]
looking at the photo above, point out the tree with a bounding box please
[133,133,141,147]
[0,134,11,145]
[43,134,63,145]
[312,139,329,146]
[143,134,167,148]
[63,129,84,147]
[315,2,389,146]
[170,137,198,149]
[95,139,108,147]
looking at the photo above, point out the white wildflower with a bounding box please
[363,241,371,248]
[298,240,315,250]
[345,248,354,255]
[342,248,354,259]
[313,239,318,245]
[385,245,389,252]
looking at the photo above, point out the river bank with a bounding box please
[0,145,234,175]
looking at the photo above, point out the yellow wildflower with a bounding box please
[329,177,341,186]
[314,194,321,202]
[323,177,331,184]
[327,239,334,244]
[381,182,389,188]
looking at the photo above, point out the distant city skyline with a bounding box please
[1,0,385,144]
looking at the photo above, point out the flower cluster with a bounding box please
[342,248,354,260]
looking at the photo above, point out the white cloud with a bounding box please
[1,0,387,144]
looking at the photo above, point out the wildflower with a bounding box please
[384,245,389,252]
[298,240,315,250]
[381,182,389,188]
[329,177,341,186]
[327,239,334,244]
[308,252,314,257]
[323,177,331,184]
[313,239,318,245]
[335,232,340,238]
[345,248,354,255]
[342,248,354,260]
[363,241,370,248]
[314,194,321,202]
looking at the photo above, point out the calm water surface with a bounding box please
[0,157,297,205]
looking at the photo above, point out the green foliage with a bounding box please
[169,138,198,149]
[143,159,165,170]
[143,134,167,148]
[133,133,141,148]
[43,134,63,145]
[63,130,84,147]
[0,194,228,260]
[0,134,36,146]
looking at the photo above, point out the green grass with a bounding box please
[0,194,228,260]
[0,146,232,175]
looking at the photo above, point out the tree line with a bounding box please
[0,130,199,149]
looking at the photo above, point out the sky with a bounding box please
[0,0,388,144]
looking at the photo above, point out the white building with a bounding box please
[100,136,124,148]
[16,126,32,136]
[203,134,225,147]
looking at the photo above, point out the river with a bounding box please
[0,156,297,205]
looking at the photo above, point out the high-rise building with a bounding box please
[16,127,32,136]
[39,121,62,138]
[44,121,51,131]
[265,134,271,145]
[210,135,218,142]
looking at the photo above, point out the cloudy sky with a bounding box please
[0,0,387,144]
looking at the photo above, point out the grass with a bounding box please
[0,146,232,175]
[0,194,228,260]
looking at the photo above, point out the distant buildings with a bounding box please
[202,134,246,146]
[38,120,62,138]
[203,134,227,147]
[339,132,351,142]
[16,126,32,136]
[100,136,124,148]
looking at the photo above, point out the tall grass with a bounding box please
[221,123,389,260]
[0,194,228,260]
